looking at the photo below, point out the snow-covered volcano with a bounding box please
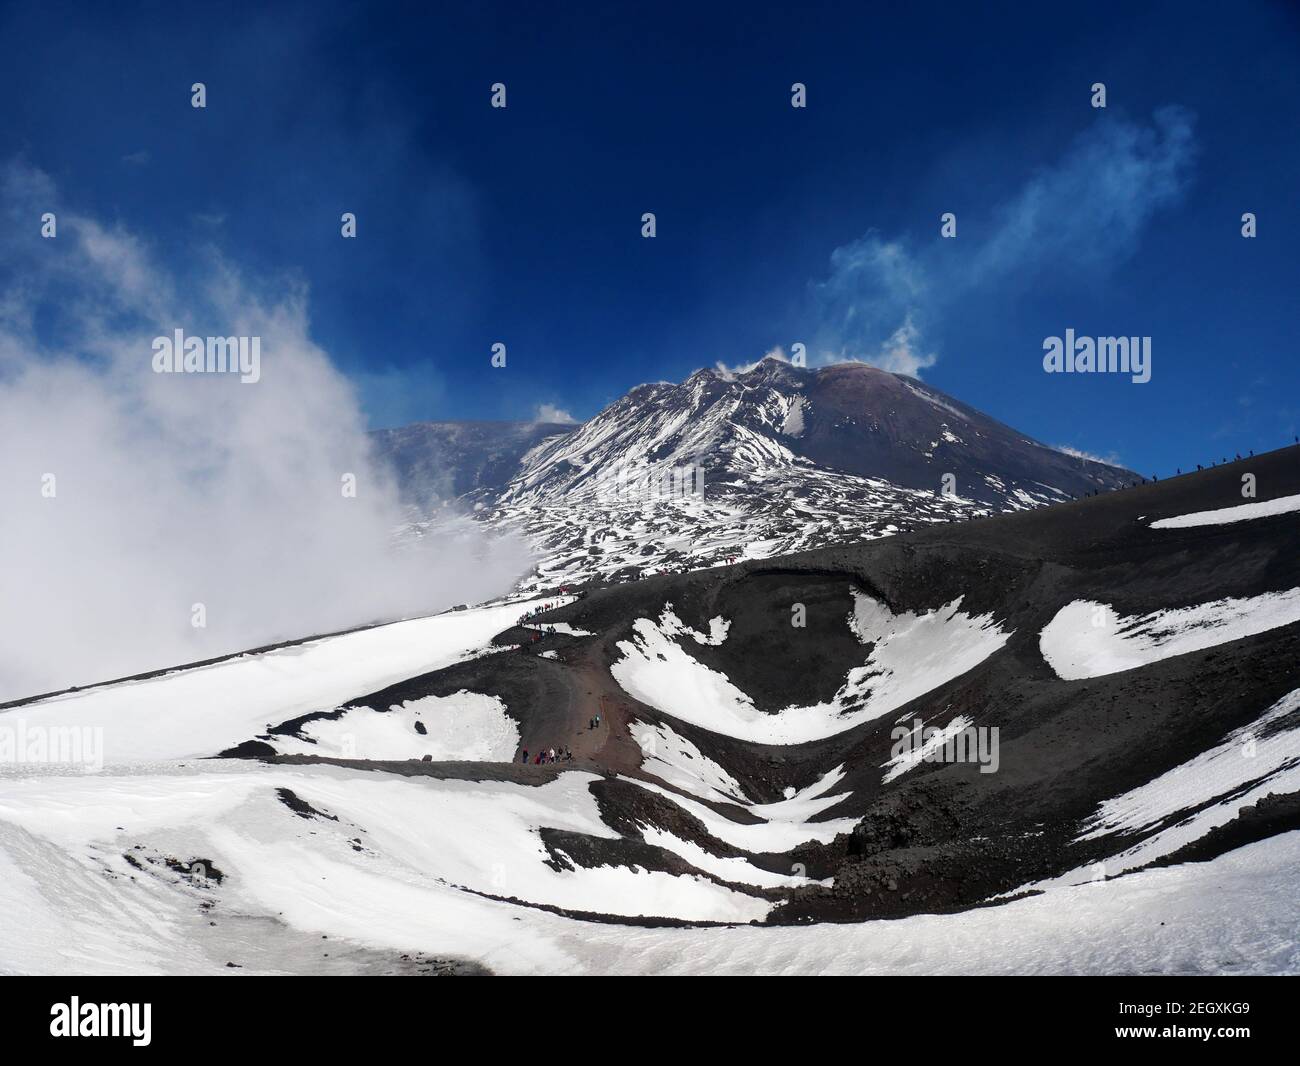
[377,359,1137,590]
[501,359,1129,505]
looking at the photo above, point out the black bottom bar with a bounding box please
[0,974,1289,1052]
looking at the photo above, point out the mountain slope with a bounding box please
[371,419,577,508]
[503,359,1132,506]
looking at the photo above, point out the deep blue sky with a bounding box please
[2,0,1297,475]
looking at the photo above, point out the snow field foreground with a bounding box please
[1,758,1296,975]
[0,762,771,976]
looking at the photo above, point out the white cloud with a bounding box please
[808,108,1196,378]
[968,106,1195,285]
[1054,444,1124,468]
[534,403,577,424]
[0,160,531,701]
[714,346,789,380]
[808,234,931,374]
[814,316,937,378]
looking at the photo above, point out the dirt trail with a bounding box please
[515,639,643,774]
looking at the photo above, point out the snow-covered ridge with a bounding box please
[2,598,549,765]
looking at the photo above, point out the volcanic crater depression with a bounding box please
[3,446,1298,973]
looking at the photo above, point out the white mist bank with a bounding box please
[0,161,529,701]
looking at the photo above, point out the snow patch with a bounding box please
[1150,494,1300,529]
[628,767,856,852]
[1040,591,1300,680]
[630,721,749,803]
[524,621,593,637]
[881,715,974,783]
[274,691,519,762]
[612,594,1009,744]
[781,396,806,437]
